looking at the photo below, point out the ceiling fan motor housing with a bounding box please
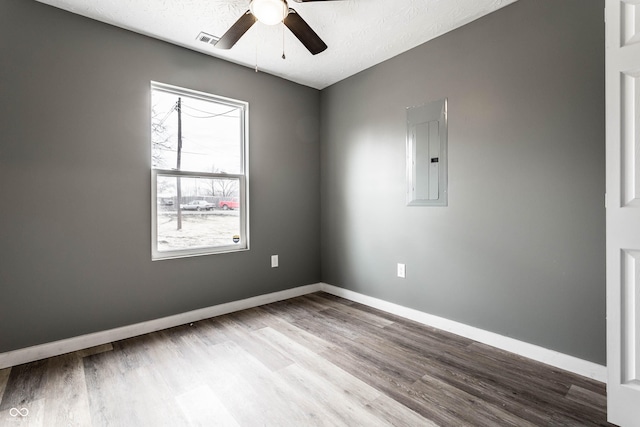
[250,0,289,25]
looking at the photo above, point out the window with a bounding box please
[151,82,248,260]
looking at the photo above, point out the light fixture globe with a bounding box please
[250,0,289,25]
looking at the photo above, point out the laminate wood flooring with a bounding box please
[0,292,611,426]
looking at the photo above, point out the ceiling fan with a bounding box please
[215,0,329,55]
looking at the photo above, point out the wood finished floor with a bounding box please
[0,292,611,426]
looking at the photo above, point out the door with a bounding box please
[606,1,640,425]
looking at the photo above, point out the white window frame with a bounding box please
[150,82,249,260]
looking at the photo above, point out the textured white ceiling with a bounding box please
[34,0,518,89]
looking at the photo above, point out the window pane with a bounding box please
[151,90,243,174]
[156,175,242,252]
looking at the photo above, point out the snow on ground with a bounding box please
[157,210,240,251]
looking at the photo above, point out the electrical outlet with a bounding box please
[397,263,406,278]
[271,255,279,268]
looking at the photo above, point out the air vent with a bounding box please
[196,32,220,46]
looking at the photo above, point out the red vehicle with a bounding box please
[219,197,239,210]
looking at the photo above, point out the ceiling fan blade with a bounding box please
[215,11,256,49]
[283,9,327,55]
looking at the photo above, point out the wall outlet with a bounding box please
[397,263,406,278]
[271,255,279,268]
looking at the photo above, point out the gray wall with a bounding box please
[0,0,320,353]
[320,0,606,364]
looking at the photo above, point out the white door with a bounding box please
[606,1,640,425]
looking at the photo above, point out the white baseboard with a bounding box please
[1,281,607,384]
[0,283,322,369]
[319,283,607,383]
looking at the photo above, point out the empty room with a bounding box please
[1,0,636,425]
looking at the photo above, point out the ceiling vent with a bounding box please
[196,32,220,46]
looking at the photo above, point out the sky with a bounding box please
[152,88,243,174]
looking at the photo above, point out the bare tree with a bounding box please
[207,165,218,197]
[209,165,238,197]
[151,105,173,169]
[217,179,238,198]
[157,176,175,196]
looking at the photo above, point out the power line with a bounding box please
[154,147,214,156]
[155,104,177,127]
[182,102,238,115]
[181,103,239,119]
[181,110,238,119]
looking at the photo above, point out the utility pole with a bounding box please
[176,98,183,230]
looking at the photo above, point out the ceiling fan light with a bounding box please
[250,0,288,26]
